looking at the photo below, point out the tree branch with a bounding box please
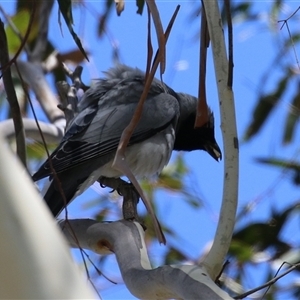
[0,132,95,299]
[15,61,65,128]
[0,118,63,144]
[0,19,27,167]
[234,262,300,299]
[60,219,234,300]
[201,0,239,279]
[29,0,54,62]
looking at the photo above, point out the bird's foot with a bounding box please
[98,176,140,220]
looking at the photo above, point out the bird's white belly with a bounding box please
[74,127,175,199]
[100,127,175,178]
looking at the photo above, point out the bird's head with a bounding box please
[174,93,222,161]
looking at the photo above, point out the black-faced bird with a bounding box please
[32,65,221,221]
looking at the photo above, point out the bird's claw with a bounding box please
[98,176,140,220]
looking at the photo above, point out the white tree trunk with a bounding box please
[202,0,239,279]
[0,132,95,299]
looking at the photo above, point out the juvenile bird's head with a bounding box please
[174,93,222,161]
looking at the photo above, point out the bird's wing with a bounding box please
[32,92,179,181]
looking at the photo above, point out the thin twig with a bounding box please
[112,6,180,244]
[234,262,300,299]
[278,9,300,72]
[145,5,153,82]
[152,5,180,71]
[30,0,54,62]
[278,6,300,25]
[62,64,89,91]
[215,260,230,284]
[15,64,69,223]
[81,249,117,284]
[0,6,30,55]
[0,2,36,71]
[0,19,27,167]
[145,0,165,75]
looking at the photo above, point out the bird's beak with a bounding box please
[205,142,222,161]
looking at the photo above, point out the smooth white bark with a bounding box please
[60,219,234,300]
[14,61,65,126]
[0,118,63,143]
[202,0,239,279]
[0,132,96,299]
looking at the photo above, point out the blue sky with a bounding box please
[2,1,300,299]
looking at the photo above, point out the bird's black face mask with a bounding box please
[173,115,222,161]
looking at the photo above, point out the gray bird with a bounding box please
[32,65,221,219]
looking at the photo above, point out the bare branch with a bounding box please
[29,0,54,62]
[56,65,89,130]
[0,118,63,144]
[60,219,234,300]
[234,262,300,299]
[201,0,238,279]
[152,5,180,69]
[56,82,78,130]
[0,19,26,167]
[146,0,166,75]
[15,61,65,127]
[278,7,300,72]
[62,64,89,91]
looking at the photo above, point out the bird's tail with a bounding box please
[43,178,79,217]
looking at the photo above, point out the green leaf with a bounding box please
[256,157,300,171]
[244,73,290,141]
[271,0,284,20]
[164,247,186,264]
[98,0,114,37]
[57,0,88,61]
[256,157,300,185]
[57,0,73,24]
[231,2,252,18]
[232,204,300,260]
[229,240,254,262]
[221,2,256,24]
[158,174,183,190]
[26,142,56,160]
[283,33,300,48]
[233,223,276,249]
[183,195,201,208]
[5,10,39,54]
[283,87,300,144]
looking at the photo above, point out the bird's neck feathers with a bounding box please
[176,93,197,121]
[177,93,214,128]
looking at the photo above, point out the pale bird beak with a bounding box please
[205,142,222,161]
